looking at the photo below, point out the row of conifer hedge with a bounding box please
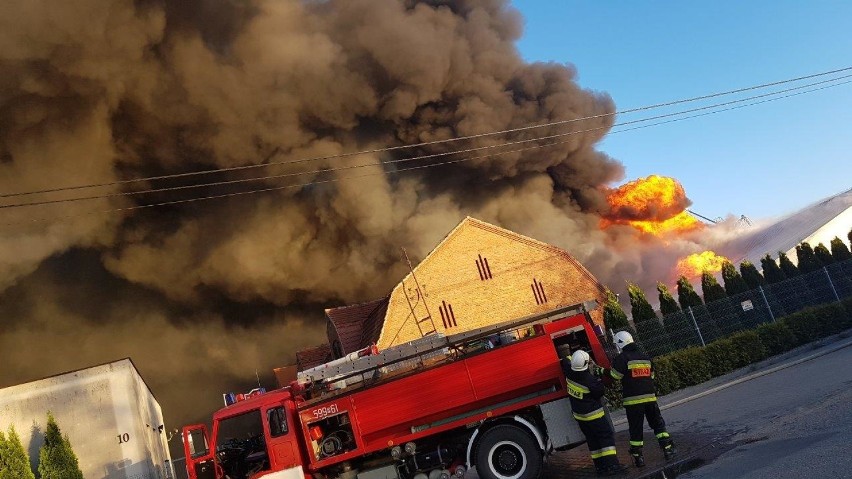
[605,297,852,409]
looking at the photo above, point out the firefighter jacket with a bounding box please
[607,343,657,406]
[561,359,606,422]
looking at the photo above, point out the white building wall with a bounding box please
[0,359,173,479]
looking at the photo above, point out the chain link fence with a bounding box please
[632,257,852,357]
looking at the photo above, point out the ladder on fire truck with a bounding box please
[401,247,438,338]
[297,300,599,402]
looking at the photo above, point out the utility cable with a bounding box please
[2,65,851,199]
[5,76,850,226]
[2,74,850,210]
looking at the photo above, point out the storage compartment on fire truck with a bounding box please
[551,324,593,361]
[307,411,357,460]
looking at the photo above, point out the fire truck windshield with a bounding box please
[215,410,270,479]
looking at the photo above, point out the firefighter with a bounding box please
[597,331,676,467]
[563,350,626,476]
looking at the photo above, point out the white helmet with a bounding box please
[570,350,590,371]
[614,331,634,352]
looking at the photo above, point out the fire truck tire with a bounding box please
[474,425,542,479]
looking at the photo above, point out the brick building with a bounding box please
[295,217,607,371]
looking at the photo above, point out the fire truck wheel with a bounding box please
[474,425,542,479]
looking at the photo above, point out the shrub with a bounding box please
[780,303,848,343]
[755,322,799,356]
[604,383,623,410]
[781,308,823,344]
[701,340,736,377]
[727,330,768,367]
[812,303,848,335]
[667,347,711,388]
[653,356,679,396]
[844,297,852,325]
[648,299,851,402]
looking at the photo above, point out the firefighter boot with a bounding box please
[629,446,645,467]
[660,438,677,460]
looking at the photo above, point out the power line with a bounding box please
[2,65,851,200]
[3,74,851,211]
[6,76,850,226]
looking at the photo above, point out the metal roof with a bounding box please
[325,297,389,355]
[295,344,333,371]
[720,187,852,265]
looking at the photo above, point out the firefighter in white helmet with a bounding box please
[596,331,675,467]
[562,350,626,476]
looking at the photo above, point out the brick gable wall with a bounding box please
[377,219,605,349]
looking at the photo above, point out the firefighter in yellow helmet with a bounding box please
[562,350,626,476]
[597,331,676,467]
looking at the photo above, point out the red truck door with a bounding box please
[182,424,216,479]
[261,402,305,478]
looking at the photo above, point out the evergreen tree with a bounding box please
[739,261,767,290]
[721,261,749,295]
[701,271,727,303]
[761,254,786,283]
[627,283,658,323]
[779,252,800,277]
[0,431,6,476]
[603,288,631,333]
[813,243,834,266]
[830,236,852,262]
[795,242,821,273]
[0,427,35,479]
[38,414,84,479]
[676,276,703,309]
[627,283,669,356]
[657,283,680,316]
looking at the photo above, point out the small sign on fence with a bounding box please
[741,300,754,311]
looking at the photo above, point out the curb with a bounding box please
[611,331,852,428]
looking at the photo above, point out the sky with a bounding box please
[511,1,852,222]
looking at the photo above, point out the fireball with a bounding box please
[603,175,704,237]
[676,251,729,278]
[626,211,703,236]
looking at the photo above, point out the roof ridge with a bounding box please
[324,296,389,315]
[465,219,606,296]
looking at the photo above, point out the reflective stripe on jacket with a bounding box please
[608,343,657,404]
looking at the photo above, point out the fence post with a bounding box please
[758,285,776,323]
[824,266,841,302]
[687,306,706,347]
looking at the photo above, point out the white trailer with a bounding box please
[0,358,174,479]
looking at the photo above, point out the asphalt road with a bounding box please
[664,339,852,478]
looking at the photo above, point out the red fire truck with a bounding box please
[182,301,613,479]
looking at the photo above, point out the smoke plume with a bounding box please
[0,0,713,429]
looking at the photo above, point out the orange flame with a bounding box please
[676,251,729,278]
[625,211,703,236]
[603,175,704,236]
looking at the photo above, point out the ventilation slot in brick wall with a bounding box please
[531,278,548,305]
[476,254,493,280]
[439,301,458,328]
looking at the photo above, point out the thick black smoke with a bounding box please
[0,0,707,429]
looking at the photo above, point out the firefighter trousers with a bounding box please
[625,401,670,449]
[577,417,619,471]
